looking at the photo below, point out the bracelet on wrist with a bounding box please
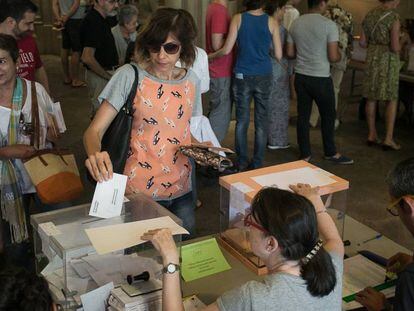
[317,209,327,214]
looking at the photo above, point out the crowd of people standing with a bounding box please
[0,0,412,309]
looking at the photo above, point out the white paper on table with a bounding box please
[85,216,189,254]
[89,173,128,219]
[252,167,336,190]
[82,254,121,274]
[342,255,396,310]
[80,282,114,311]
[89,270,124,287]
[229,182,252,225]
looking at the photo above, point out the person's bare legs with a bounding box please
[61,48,71,84]
[366,99,378,142]
[383,100,400,148]
[70,51,85,86]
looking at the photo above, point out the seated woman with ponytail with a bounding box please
[142,183,344,311]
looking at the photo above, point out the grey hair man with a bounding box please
[112,4,138,65]
[356,157,414,310]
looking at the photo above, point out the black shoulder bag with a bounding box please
[101,64,139,174]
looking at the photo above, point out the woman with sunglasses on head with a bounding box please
[83,8,200,236]
[142,184,344,311]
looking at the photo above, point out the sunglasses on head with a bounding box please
[148,42,181,55]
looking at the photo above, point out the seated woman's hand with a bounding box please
[141,229,179,265]
[85,151,113,182]
[290,184,325,213]
[289,183,320,198]
[0,144,36,160]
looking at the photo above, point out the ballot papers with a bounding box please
[80,282,114,311]
[89,173,127,219]
[85,216,189,254]
[342,255,396,310]
[252,167,335,190]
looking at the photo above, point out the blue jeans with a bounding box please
[157,192,195,238]
[233,74,272,168]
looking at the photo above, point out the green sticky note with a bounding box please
[181,238,231,282]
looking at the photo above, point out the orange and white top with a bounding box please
[99,64,201,200]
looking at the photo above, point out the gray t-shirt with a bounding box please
[58,0,86,19]
[98,63,201,117]
[217,252,343,311]
[287,14,339,77]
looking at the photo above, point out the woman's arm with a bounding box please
[0,145,36,160]
[290,184,344,256]
[390,19,401,54]
[359,30,367,48]
[142,229,220,311]
[208,14,240,60]
[83,101,118,182]
[270,17,282,61]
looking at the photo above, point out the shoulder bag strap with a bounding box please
[30,81,40,149]
[369,11,393,41]
[124,64,139,115]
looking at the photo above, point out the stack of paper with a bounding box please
[342,255,396,310]
[108,287,162,311]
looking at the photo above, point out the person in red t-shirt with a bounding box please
[0,0,50,94]
[205,0,233,143]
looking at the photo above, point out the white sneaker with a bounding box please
[267,144,290,150]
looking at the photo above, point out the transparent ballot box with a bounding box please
[218,160,349,275]
[30,193,183,310]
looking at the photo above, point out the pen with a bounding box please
[358,234,382,245]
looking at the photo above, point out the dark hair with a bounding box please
[0,0,38,24]
[308,0,326,9]
[243,0,266,11]
[135,8,197,67]
[0,267,53,311]
[251,188,337,297]
[386,158,414,199]
[264,0,288,15]
[0,34,19,63]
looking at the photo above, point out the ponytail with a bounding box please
[251,188,338,298]
[300,247,337,297]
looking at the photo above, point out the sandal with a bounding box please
[71,81,87,88]
[382,142,401,151]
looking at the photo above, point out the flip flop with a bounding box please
[71,81,87,88]
[63,79,72,85]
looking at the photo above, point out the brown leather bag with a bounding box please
[23,82,83,204]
